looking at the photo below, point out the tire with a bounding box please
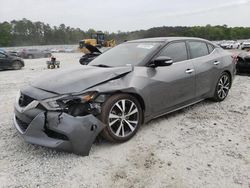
[57,65,60,68]
[212,72,231,102]
[12,61,22,70]
[101,94,143,143]
[49,64,55,69]
[28,54,33,59]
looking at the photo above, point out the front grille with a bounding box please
[19,93,35,107]
[15,116,29,132]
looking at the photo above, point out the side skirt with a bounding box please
[145,98,205,123]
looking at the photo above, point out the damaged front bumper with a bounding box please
[14,108,105,156]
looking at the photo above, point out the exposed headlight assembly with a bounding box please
[41,92,98,110]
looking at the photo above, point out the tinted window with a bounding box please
[189,41,209,58]
[159,42,188,62]
[207,44,215,53]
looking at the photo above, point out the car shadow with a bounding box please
[236,73,250,77]
[144,100,214,127]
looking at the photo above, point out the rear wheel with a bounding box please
[12,61,22,70]
[212,72,231,102]
[101,94,143,142]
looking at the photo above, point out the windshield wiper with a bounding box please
[93,64,111,68]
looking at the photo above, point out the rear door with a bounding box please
[187,41,222,98]
[148,41,196,114]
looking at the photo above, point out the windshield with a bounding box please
[89,42,162,67]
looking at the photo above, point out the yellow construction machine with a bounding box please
[78,31,116,53]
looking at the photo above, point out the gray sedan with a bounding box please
[14,37,235,155]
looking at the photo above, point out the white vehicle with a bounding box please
[241,41,250,50]
[220,41,240,49]
[50,48,60,53]
[64,48,75,53]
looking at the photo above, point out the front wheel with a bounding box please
[101,94,143,142]
[12,61,22,70]
[212,72,231,102]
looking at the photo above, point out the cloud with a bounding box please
[154,0,250,18]
[0,0,250,32]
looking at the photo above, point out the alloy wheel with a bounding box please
[217,74,230,100]
[108,99,139,138]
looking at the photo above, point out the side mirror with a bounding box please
[151,56,173,67]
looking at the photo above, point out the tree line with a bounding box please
[1,18,250,47]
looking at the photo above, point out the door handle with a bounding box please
[214,61,220,65]
[185,69,194,74]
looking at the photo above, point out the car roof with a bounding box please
[127,37,212,43]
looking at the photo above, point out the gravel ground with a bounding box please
[0,53,250,188]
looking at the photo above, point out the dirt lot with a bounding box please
[0,53,250,188]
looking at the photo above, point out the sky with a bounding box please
[0,0,250,32]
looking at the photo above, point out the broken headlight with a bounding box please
[42,92,98,110]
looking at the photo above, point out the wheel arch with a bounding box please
[12,60,23,69]
[127,93,145,112]
[223,70,232,88]
[16,60,24,67]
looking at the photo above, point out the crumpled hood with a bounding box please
[31,65,132,94]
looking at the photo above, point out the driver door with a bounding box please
[148,41,196,115]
